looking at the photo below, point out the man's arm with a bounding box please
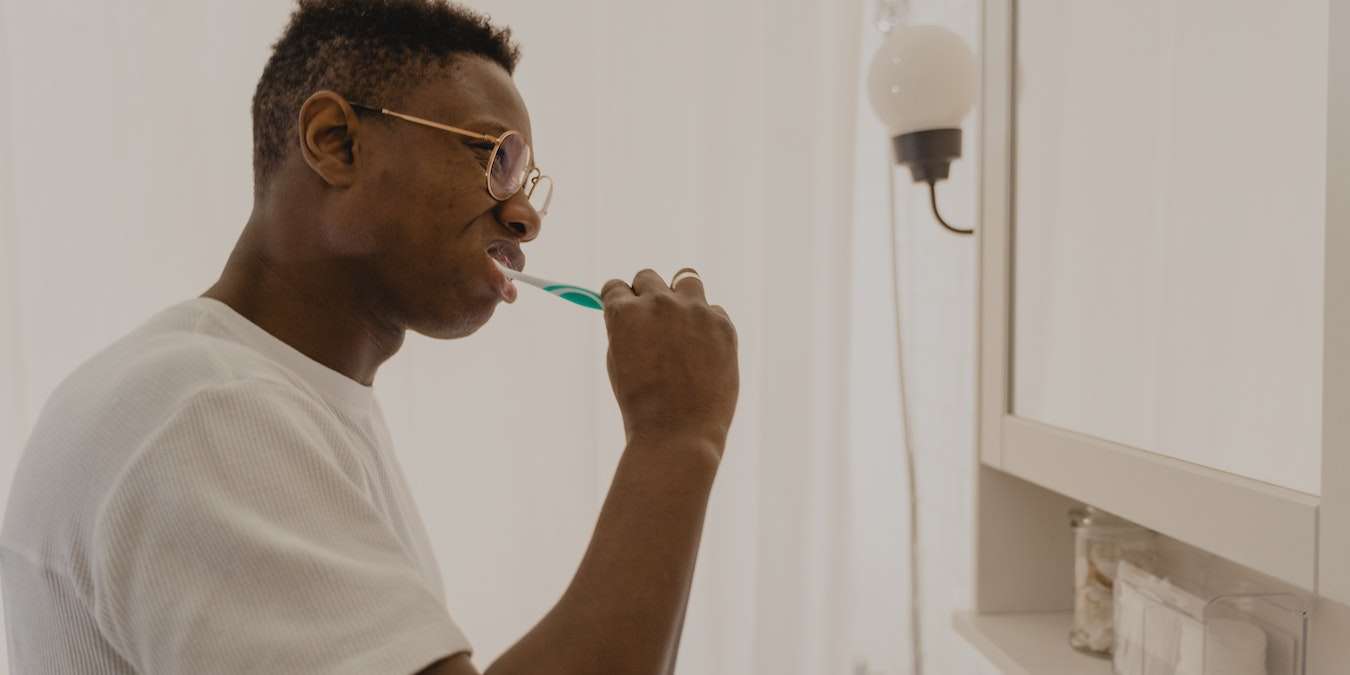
[421,433,714,675]
[420,268,738,675]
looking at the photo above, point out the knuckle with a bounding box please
[600,280,631,303]
[720,319,737,341]
[715,312,738,343]
[652,291,680,307]
[602,298,629,320]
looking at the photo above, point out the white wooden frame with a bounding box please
[967,0,1350,670]
[976,0,1322,591]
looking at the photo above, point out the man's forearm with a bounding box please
[483,433,721,675]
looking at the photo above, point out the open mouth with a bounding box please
[485,241,525,272]
[485,241,524,303]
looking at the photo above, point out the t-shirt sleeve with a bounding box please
[89,379,470,675]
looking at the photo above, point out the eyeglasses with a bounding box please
[349,102,554,217]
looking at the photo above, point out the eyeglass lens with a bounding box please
[490,132,529,198]
[490,131,551,214]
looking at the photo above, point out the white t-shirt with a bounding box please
[0,297,471,674]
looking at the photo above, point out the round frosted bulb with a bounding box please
[867,25,977,135]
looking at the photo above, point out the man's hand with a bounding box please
[601,268,739,454]
[423,269,736,675]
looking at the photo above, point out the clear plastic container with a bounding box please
[1069,506,1158,656]
[1114,552,1312,675]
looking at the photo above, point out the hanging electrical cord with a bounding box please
[877,3,926,672]
[927,180,973,235]
[887,156,925,675]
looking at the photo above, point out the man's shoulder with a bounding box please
[0,312,243,548]
[2,307,343,557]
[15,301,318,488]
[50,305,301,419]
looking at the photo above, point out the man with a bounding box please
[0,1,739,673]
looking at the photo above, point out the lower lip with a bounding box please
[486,252,518,303]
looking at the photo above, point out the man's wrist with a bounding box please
[625,426,725,468]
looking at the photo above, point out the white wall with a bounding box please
[0,0,21,535]
[0,1,935,674]
[1,3,298,671]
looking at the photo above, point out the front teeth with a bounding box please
[487,250,514,276]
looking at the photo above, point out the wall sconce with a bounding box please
[867,19,978,235]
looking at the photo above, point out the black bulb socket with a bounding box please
[891,128,962,184]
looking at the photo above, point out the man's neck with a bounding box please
[202,222,405,387]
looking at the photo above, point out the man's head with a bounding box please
[248,0,539,339]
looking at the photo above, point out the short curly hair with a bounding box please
[251,0,520,195]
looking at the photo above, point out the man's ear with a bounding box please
[297,90,361,188]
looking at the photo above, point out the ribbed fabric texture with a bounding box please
[1,298,470,674]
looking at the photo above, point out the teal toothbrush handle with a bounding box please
[496,261,604,311]
[542,284,604,310]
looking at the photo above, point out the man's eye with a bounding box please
[468,141,495,152]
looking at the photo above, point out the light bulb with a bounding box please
[867,25,977,136]
[867,24,977,186]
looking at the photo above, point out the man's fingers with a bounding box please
[631,269,668,296]
[601,278,635,304]
[671,268,707,302]
[612,267,707,302]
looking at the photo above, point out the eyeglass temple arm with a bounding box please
[530,173,555,216]
[347,101,499,144]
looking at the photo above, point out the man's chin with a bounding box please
[410,301,495,340]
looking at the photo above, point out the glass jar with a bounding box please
[1069,506,1157,656]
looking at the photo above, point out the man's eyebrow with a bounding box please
[453,117,511,137]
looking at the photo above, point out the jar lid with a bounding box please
[1068,505,1133,528]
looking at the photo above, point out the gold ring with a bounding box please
[671,269,701,288]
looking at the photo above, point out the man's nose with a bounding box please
[498,192,541,242]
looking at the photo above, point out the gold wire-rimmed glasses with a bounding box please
[349,101,554,217]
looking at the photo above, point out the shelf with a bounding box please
[991,416,1319,589]
[953,611,1111,675]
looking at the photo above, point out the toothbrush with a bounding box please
[494,259,604,310]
